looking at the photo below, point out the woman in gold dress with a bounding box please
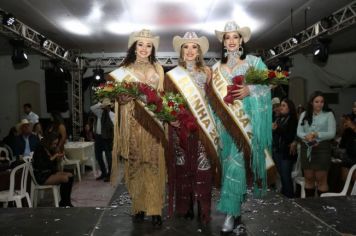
[109,29,165,226]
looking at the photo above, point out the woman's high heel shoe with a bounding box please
[152,215,162,227]
[184,207,194,220]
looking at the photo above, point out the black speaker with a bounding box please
[45,69,70,112]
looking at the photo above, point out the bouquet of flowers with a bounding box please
[244,66,289,85]
[223,67,289,104]
[93,81,139,101]
[93,81,197,130]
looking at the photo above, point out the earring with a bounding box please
[223,46,228,58]
[238,45,244,56]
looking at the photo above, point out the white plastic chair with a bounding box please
[27,163,60,207]
[321,164,356,197]
[0,162,32,208]
[0,147,10,162]
[2,144,14,160]
[292,143,306,198]
[62,156,81,182]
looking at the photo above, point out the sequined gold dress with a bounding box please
[116,61,166,216]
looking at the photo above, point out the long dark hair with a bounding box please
[120,41,157,67]
[45,111,64,136]
[221,33,247,64]
[178,44,205,72]
[281,98,297,123]
[41,132,59,151]
[302,91,332,126]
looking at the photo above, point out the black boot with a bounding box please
[152,215,162,227]
[59,176,74,207]
[184,196,194,220]
[305,188,315,198]
[133,211,145,222]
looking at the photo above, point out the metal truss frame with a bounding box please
[261,0,356,63]
[0,8,77,66]
[0,8,83,139]
[83,56,219,68]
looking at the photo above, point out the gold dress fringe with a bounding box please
[124,101,166,215]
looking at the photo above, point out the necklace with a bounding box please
[186,61,195,72]
[226,56,238,69]
[130,60,153,74]
[185,61,206,90]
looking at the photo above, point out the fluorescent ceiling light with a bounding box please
[106,22,157,35]
[87,4,103,21]
[232,5,262,33]
[61,19,92,35]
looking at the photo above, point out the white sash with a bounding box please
[109,67,140,83]
[167,67,219,154]
[211,62,253,144]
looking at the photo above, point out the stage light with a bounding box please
[290,34,301,45]
[39,35,49,48]
[93,67,104,80]
[269,49,276,56]
[313,38,331,63]
[10,39,28,66]
[320,15,334,29]
[2,13,15,26]
[63,50,70,59]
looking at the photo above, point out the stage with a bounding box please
[0,185,355,236]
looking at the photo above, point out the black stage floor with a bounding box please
[1,184,355,236]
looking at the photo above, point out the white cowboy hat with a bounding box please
[100,98,113,108]
[128,29,160,50]
[172,32,209,55]
[16,118,31,131]
[272,97,281,106]
[215,21,251,43]
[18,119,31,126]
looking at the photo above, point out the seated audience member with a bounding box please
[13,119,40,157]
[80,122,95,142]
[46,112,67,152]
[32,132,74,207]
[2,126,18,153]
[339,114,356,182]
[33,122,44,140]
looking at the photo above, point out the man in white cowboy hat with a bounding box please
[13,118,40,157]
[208,20,272,234]
[90,98,115,182]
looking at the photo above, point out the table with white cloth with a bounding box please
[64,142,97,176]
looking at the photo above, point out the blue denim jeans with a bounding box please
[273,151,295,198]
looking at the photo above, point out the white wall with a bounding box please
[0,54,45,138]
[290,53,356,122]
[0,54,70,139]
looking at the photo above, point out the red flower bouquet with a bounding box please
[223,67,289,105]
[224,75,245,104]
